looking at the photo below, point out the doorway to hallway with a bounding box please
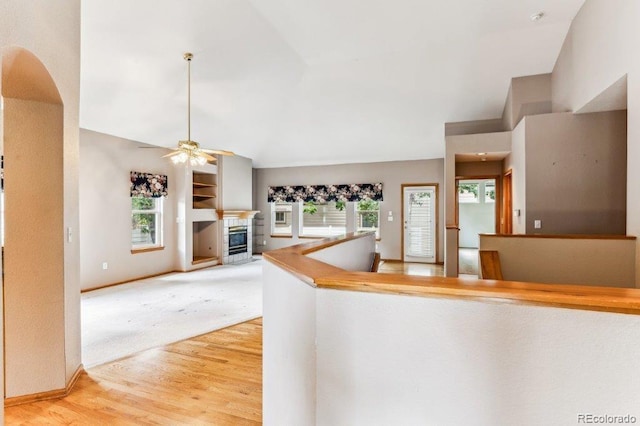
[457,178,498,275]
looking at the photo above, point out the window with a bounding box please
[131,197,163,248]
[356,199,380,238]
[300,201,347,237]
[484,182,495,203]
[458,183,479,203]
[271,202,293,236]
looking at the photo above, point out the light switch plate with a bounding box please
[534,220,541,229]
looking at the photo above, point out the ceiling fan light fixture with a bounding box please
[530,12,544,22]
[167,52,232,166]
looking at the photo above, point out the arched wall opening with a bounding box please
[1,46,67,399]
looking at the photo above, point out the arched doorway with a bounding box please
[1,47,67,399]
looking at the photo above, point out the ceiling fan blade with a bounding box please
[161,150,181,158]
[201,149,235,156]
[200,152,217,162]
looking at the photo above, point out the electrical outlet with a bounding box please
[534,220,541,229]
[102,262,108,270]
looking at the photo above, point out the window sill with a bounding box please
[131,246,165,254]
[270,235,293,238]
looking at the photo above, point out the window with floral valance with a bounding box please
[267,183,383,203]
[130,171,168,198]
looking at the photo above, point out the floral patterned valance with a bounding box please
[268,183,383,203]
[130,171,168,198]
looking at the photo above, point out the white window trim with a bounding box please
[355,200,381,239]
[131,197,163,249]
[271,202,293,237]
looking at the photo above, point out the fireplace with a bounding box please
[220,210,258,264]
[228,225,248,255]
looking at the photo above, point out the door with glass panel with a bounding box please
[403,185,437,263]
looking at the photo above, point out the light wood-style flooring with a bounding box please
[378,260,444,276]
[5,319,263,425]
[6,262,444,425]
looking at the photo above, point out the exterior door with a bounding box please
[403,185,437,263]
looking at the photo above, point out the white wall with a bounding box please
[1,0,82,401]
[263,261,317,426]
[254,159,444,262]
[307,233,376,271]
[79,129,178,290]
[315,289,640,426]
[459,201,495,248]
[265,257,640,425]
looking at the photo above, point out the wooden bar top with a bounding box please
[479,233,636,240]
[263,232,640,315]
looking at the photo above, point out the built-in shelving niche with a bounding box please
[192,171,217,209]
[192,220,218,265]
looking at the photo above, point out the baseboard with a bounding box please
[81,270,179,292]
[381,258,443,265]
[5,364,84,407]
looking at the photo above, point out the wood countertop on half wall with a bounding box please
[264,232,640,315]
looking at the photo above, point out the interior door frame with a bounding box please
[400,183,439,263]
[455,174,501,235]
[502,169,513,234]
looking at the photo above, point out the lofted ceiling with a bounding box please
[80,0,586,168]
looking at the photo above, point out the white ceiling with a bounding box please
[80,0,586,168]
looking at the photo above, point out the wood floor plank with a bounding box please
[4,319,263,425]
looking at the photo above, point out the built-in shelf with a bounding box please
[253,213,265,254]
[191,168,219,266]
[192,220,218,265]
[192,256,218,265]
[193,172,217,209]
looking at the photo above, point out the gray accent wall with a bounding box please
[523,110,627,234]
[254,159,444,262]
[220,154,253,210]
[79,129,178,290]
[550,1,639,283]
[505,120,527,234]
[502,74,552,131]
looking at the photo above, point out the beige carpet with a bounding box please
[82,258,263,368]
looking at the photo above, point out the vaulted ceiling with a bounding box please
[80,0,585,168]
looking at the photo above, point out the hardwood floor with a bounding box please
[5,262,443,425]
[378,260,444,276]
[5,319,263,425]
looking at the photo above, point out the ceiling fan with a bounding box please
[163,52,234,165]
